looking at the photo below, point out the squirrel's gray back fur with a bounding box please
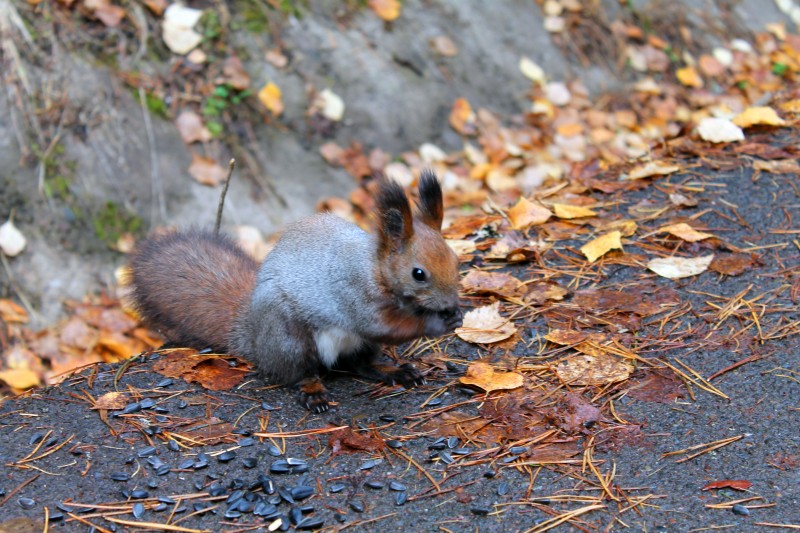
[231,213,381,384]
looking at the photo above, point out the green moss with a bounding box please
[144,92,169,119]
[92,201,143,247]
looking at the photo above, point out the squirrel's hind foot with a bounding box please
[296,376,330,413]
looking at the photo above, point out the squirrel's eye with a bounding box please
[412,268,426,282]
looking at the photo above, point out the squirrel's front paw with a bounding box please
[389,363,425,389]
[296,377,330,413]
[441,307,463,331]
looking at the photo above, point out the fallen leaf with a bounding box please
[647,254,714,279]
[446,239,477,256]
[545,329,587,345]
[459,362,523,392]
[544,392,600,434]
[175,111,212,144]
[701,480,752,491]
[313,88,345,121]
[524,282,568,305]
[162,4,203,55]
[709,253,757,276]
[319,142,344,166]
[627,161,680,180]
[142,0,167,15]
[676,66,703,88]
[455,302,517,344]
[461,270,524,299]
[732,106,786,128]
[258,82,283,116]
[659,222,715,242]
[92,391,128,410]
[0,368,40,389]
[669,193,698,207]
[555,353,634,386]
[222,56,251,91]
[188,154,228,186]
[85,0,126,27]
[368,0,401,21]
[449,97,476,135]
[0,299,28,323]
[753,159,800,173]
[152,351,251,391]
[430,35,458,56]
[507,197,551,229]
[0,218,26,256]
[552,203,597,219]
[265,48,289,68]
[697,118,744,143]
[580,231,623,263]
[519,56,546,83]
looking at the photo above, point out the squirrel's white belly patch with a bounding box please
[314,328,363,367]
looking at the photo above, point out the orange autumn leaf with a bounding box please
[459,362,523,392]
[701,480,752,491]
[507,197,551,229]
[0,368,41,390]
[676,66,703,88]
[449,97,476,135]
[368,0,401,21]
[580,231,623,263]
[188,154,227,186]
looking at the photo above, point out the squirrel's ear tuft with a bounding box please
[417,169,444,230]
[376,177,413,253]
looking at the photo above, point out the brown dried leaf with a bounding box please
[544,392,601,434]
[443,215,502,240]
[524,282,568,305]
[545,329,587,346]
[151,351,251,391]
[188,154,227,186]
[753,159,800,173]
[0,299,28,323]
[701,480,752,491]
[329,427,385,456]
[461,270,524,298]
[554,353,634,386]
[222,56,250,90]
[459,362,523,392]
[430,35,458,56]
[709,253,757,276]
[92,391,128,410]
[176,111,212,144]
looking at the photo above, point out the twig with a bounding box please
[139,87,166,224]
[0,473,39,507]
[214,159,236,234]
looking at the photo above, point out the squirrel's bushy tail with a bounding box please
[128,229,258,352]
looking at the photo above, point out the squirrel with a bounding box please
[128,170,462,412]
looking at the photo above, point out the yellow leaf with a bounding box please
[459,362,523,392]
[659,222,714,242]
[580,231,623,263]
[732,106,786,128]
[553,203,596,219]
[676,66,703,88]
[0,368,40,390]
[779,99,800,113]
[258,82,283,116]
[507,197,551,229]
[368,0,400,21]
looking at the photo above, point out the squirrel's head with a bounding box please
[375,170,461,317]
